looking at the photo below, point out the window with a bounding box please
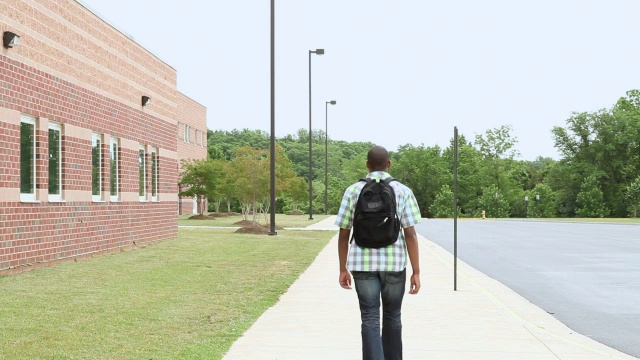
[110,137,120,201]
[195,130,199,145]
[48,122,62,201]
[151,147,158,201]
[92,133,102,201]
[183,124,190,143]
[20,115,36,201]
[201,131,205,147]
[139,145,146,201]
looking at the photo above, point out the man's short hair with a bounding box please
[367,146,389,170]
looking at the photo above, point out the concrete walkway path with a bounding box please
[222,216,637,359]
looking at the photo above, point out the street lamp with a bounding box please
[268,0,277,235]
[308,48,324,220]
[325,100,336,215]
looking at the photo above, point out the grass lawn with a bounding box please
[0,228,334,360]
[178,213,332,228]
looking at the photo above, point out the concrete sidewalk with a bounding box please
[222,216,637,360]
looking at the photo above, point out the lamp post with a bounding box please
[268,0,276,235]
[325,100,336,215]
[308,48,324,220]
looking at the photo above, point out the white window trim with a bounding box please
[151,147,158,201]
[92,133,103,202]
[110,137,120,202]
[48,122,63,202]
[20,115,37,202]
[139,145,147,201]
[184,124,189,143]
[201,132,205,147]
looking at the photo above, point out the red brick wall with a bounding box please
[0,0,178,121]
[0,122,20,188]
[0,55,180,272]
[0,202,177,271]
[0,0,194,273]
[177,92,207,214]
[177,92,207,162]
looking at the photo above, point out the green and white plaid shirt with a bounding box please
[335,171,422,272]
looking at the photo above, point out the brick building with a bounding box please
[177,92,208,214]
[0,0,207,273]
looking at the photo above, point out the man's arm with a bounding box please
[404,226,420,294]
[338,228,352,289]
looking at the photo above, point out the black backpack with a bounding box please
[351,177,401,248]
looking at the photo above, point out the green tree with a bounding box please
[552,90,640,217]
[625,176,640,217]
[478,185,510,218]
[474,125,522,216]
[526,183,557,218]
[178,159,220,215]
[575,175,607,218]
[229,147,269,225]
[393,144,450,218]
[429,185,459,218]
[443,134,483,217]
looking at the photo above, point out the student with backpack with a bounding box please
[335,145,422,360]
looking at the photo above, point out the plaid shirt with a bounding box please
[335,171,422,272]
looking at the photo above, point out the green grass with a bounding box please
[178,213,331,228]
[0,228,334,359]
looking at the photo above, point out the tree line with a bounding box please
[180,90,640,219]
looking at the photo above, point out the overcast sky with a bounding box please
[80,0,640,160]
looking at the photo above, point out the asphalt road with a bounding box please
[414,219,640,358]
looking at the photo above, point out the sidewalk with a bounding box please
[222,216,637,360]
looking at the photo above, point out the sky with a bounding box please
[80,0,640,161]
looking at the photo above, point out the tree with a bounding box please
[178,159,220,215]
[429,185,459,218]
[575,175,607,218]
[474,126,523,216]
[229,147,269,225]
[443,134,483,217]
[478,185,510,218]
[551,91,640,217]
[286,177,308,213]
[625,177,640,218]
[526,183,556,218]
[393,144,450,218]
[210,159,233,213]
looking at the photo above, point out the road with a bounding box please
[414,219,640,358]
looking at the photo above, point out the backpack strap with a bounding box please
[351,178,370,244]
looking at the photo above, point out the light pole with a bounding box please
[325,100,336,215]
[308,48,324,220]
[268,0,276,235]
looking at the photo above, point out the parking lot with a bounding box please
[415,219,640,358]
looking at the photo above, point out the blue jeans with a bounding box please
[352,269,406,360]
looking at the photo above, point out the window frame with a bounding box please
[151,147,158,201]
[183,124,189,143]
[48,122,63,202]
[201,131,205,147]
[91,133,103,202]
[20,114,37,202]
[110,137,120,202]
[139,145,147,201]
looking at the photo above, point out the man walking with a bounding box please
[335,145,421,360]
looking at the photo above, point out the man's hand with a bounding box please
[339,270,352,289]
[409,273,420,294]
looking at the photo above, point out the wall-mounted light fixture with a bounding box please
[141,95,151,106]
[3,31,20,48]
